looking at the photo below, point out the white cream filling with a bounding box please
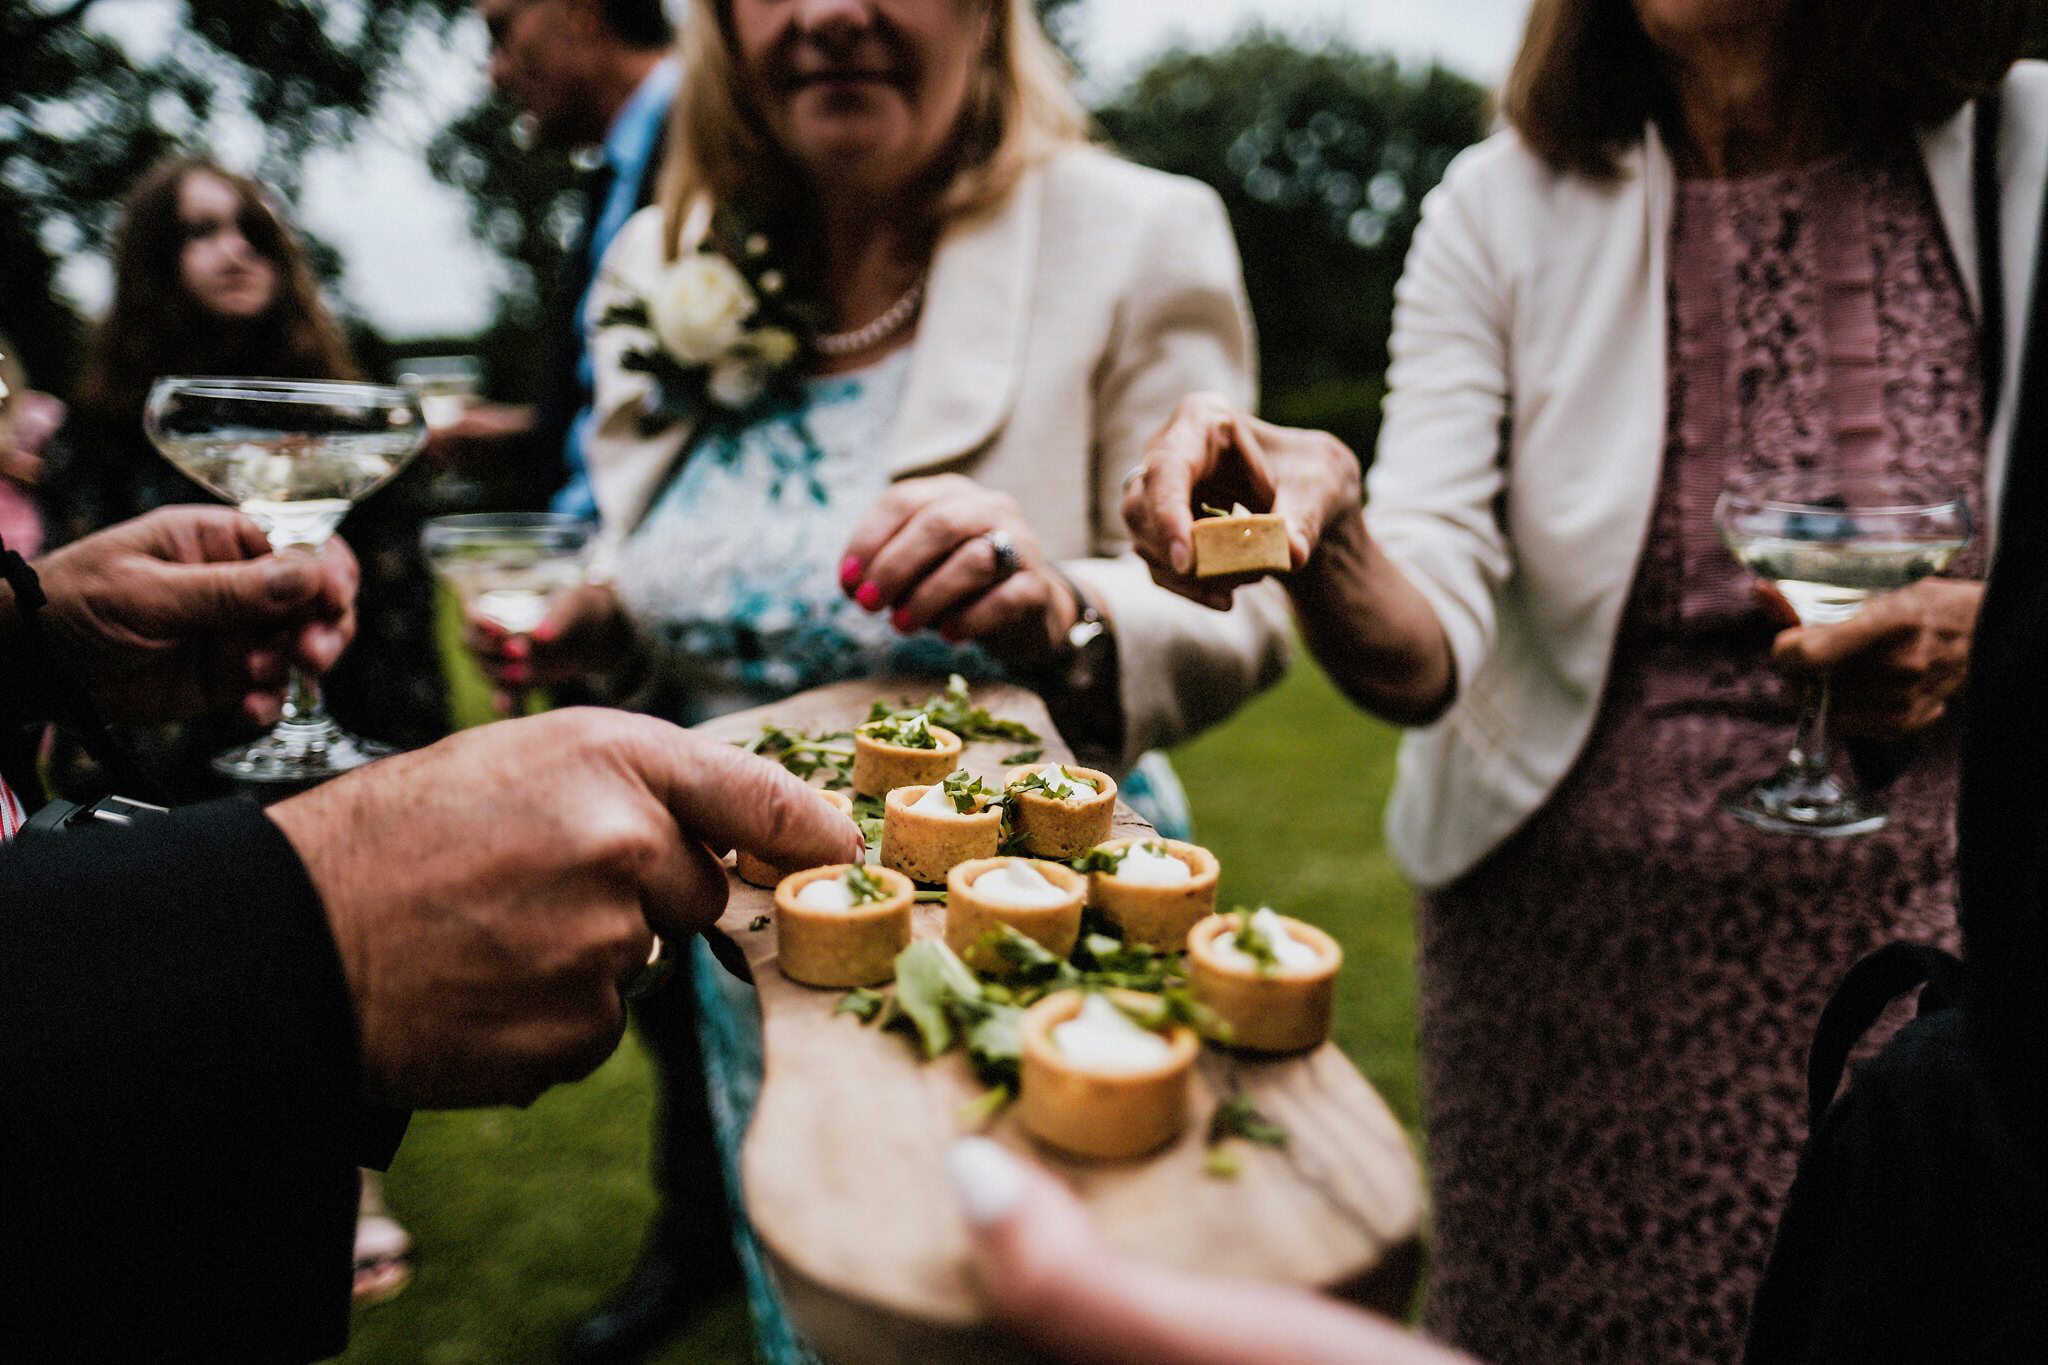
[1050,994,1173,1074]
[1210,908,1323,972]
[1230,502,1253,517]
[1112,842,1193,887]
[793,876,857,911]
[908,782,963,816]
[969,861,1070,908]
[1028,763,1096,801]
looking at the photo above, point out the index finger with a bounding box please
[1771,601,1916,672]
[844,478,950,579]
[621,716,865,888]
[1133,400,1232,576]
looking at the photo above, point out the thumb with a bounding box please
[152,551,324,634]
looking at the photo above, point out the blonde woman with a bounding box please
[477,3,1291,1358]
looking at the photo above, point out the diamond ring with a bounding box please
[983,530,1021,579]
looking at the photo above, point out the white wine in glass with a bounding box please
[145,376,426,785]
[1715,472,1971,836]
[421,512,594,709]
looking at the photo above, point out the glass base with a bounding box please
[1721,766,1888,838]
[212,716,393,788]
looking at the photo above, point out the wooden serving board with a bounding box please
[698,678,1424,1363]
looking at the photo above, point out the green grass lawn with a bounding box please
[342,656,1417,1362]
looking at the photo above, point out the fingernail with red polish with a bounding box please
[504,662,529,685]
[891,606,914,633]
[502,636,529,660]
[839,555,863,590]
[530,621,558,644]
[856,581,883,611]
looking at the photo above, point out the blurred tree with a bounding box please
[1096,33,1489,459]
[0,0,468,392]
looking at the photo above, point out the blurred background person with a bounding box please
[28,152,436,1306]
[1120,1,2044,1360]
[0,335,62,556]
[432,0,679,514]
[473,0,1290,1357]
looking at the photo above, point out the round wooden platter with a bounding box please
[696,678,1424,1363]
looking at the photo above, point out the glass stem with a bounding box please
[1790,675,1834,777]
[280,666,328,729]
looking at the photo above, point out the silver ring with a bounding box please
[982,530,1021,579]
[622,933,673,1002]
[1120,464,1148,491]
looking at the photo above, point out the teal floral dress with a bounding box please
[613,350,1186,1360]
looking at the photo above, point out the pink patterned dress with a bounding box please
[1417,150,1987,1363]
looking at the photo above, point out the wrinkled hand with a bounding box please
[842,473,1079,673]
[1768,578,1982,739]
[30,506,355,725]
[1123,393,1362,610]
[269,708,865,1109]
[466,581,634,713]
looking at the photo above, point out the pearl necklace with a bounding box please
[814,276,927,357]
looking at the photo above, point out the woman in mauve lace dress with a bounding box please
[1121,1,2048,1359]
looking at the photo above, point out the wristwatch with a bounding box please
[1054,571,1111,695]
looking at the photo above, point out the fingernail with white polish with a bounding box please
[949,1137,1027,1228]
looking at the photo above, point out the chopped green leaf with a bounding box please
[743,723,856,785]
[835,988,885,1022]
[957,1084,1015,1128]
[1208,1092,1288,1149]
[999,748,1043,765]
[1229,906,1281,976]
[1069,844,1130,876]
[857,711,941,749]
[747,914,770,932]
[890,940,983,1058]
[1203,1145,1242,1178]
[960,1000,1026,1088]
[844,864,890,906]
[870,674,1040,746]
[970,924,1081,995]
[850,793,886,848]
[939,768,999,814]
[1198,502,1234,518]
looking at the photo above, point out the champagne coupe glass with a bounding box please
[421,512,594,711]
[1714,471,1971,836]
[144,376,426,785]
[399,354,484,509]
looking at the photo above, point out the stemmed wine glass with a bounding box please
[421,512,594,713]
[144,376,426,785]
[1714,471,1971,836]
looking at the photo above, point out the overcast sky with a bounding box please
[67,0,1534,339]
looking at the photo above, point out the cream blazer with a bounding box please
[1369,65,2048,891]
[585,145,1291,768]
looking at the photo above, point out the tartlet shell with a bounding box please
[944,856,1087,968]
[1192,512,1290,578]
[1001,765,1117,859]
[772,863,914,988]
[1019,989,1199,1160]
[879,783,1003,884]
[850,724,962,799]
[1084,838,1221,948]
[1186,912,1341,1053]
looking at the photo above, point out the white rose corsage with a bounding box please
[598,199,817,431]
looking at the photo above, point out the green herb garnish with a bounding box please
[868,673,1040,746]
[1208,1092,1288,1149]
[1229,906,1281,976]
[1069,844,1131,876]
[743,724,855,785]
[957,1083,1014,1128]
[889,940,985,1058]
[937,768,999,814]
[843,864,890,906]
[913,889,949,904]
[1199,502,1235,518]
[857,711,940,750]
[970,924,1081,1000]
[850,793,886,848]
[747,914,770,932]
[999,748,1043,765]
[1007,764,1092,802]
[835,988,885,1022]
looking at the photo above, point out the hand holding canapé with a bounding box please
[267,708,863,1109]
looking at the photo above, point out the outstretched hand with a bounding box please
[1122,393,1362,610]
[28,505,356,725]
[270,708,865,1109]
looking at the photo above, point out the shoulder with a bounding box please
[1038,143,1225,217]
[1429,124,1633,225]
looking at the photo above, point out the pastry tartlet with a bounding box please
[1019,989,1199,1159]
[1081,838,1220,948]
[944,856,1087,969]
[850,715,962,799]
[772,863,914,988]
[1002,763,1117,859]
[879,772,1003,884]
[735,787,855,888]
[1187,909,1341,1053]
[1192,508,1289,577]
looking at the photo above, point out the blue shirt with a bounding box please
[553,57,680,519]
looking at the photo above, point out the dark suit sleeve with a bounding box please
[0,798,397,1358]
